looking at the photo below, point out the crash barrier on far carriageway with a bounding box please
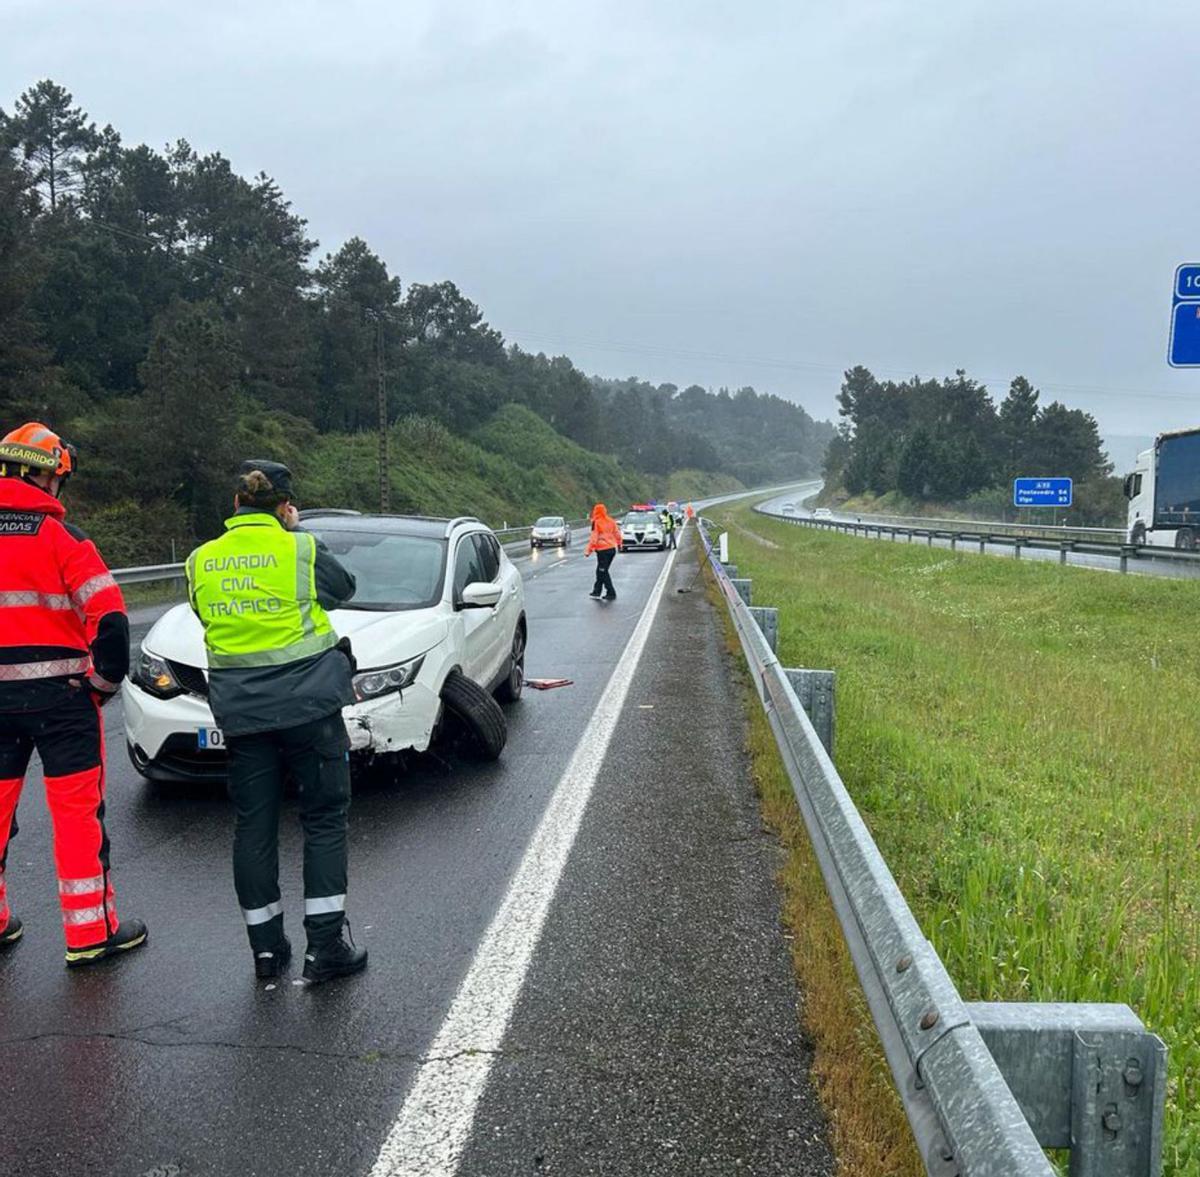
[110,517,593,590]
[755,507,1200,574]
[696,515,1167,1177]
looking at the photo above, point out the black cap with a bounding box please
[237,459,294,497]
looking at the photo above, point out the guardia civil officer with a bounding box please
[186,461,365,983]
[659,507,677,550]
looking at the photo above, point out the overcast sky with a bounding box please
[4,0,1197,448]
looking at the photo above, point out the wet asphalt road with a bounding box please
[0,497,831,1177]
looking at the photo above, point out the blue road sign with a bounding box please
[1013,477,1072,507]
[1177,265,1200,300]
[1170,263,1200,367]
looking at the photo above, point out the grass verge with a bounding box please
[707,561,922,1175]
[711,503,1200,1174]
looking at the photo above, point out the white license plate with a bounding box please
[197,727,225,750]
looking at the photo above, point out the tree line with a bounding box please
[0,79,832,554]
[822,366,1122,522]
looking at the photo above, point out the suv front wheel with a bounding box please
[440,670,508,760]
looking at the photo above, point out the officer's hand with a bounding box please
[281,503,300,531]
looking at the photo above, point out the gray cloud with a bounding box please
[3,0,1196,444]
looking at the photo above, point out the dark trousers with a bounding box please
[666,529,677,549]
[592,548,617,598]
[225,711,351,951]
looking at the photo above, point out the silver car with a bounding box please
[530,515,571,549]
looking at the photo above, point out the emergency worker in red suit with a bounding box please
[0,422,147,966]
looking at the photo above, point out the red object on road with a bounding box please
[525,678,574,690]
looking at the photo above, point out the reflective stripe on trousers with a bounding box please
[59,874,105,896]
[304,894,346,916]
[243,900,284,926]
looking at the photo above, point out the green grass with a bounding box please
[714,504,1200,1175]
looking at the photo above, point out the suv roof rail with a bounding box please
[444,515,481,536]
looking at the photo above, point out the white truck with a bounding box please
[1124,426,1200,549]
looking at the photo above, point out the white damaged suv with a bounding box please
[124,513,526,781]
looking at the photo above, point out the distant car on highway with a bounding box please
[620,510,666,550]
[813,507,833,519]
[124,513,526,782]
[530,515,571,549]
[782,502,796,515]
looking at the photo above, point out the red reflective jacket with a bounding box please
[0,478,128,711]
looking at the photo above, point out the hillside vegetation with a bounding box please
[80,405,650,566]
[1,79,831,563]
[713,505,1200,1174]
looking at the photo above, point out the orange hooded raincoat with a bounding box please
[584,504,621,554]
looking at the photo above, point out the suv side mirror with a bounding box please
[460,581,502,609]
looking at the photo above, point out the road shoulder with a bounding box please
[455,536,835,1175]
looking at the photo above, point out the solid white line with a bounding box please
[370,547,679,1177]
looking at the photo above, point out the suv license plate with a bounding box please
[197,728,225,750]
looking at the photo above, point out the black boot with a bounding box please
[65,918,148,968]
[0,913,22,946]
[254,935,292,979]
[302,923,367,984]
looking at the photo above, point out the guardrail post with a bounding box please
[967,1003,1166,1174]
[979,536,987,554]
[1119,545,1134,574]
[1060,542,1070,565]
[1014,540,1022,559]
[927,531,934,547]
[784,668,835,755]
[731,578,752,606]
[950,535,957,552]
[749,606,778,653]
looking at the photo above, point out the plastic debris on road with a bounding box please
[526,678,574,690]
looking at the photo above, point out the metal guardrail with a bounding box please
[815,510,1123,545]
[758,508,1200,574]
[696,516,1166,1176]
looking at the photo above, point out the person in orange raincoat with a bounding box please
[584,503,621,601]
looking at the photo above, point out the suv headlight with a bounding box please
[134,648,182,699]
[353,655,425,702]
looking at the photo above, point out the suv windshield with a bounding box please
[623,512,657,526]
[535,516,564,528]
[306,527,447,611]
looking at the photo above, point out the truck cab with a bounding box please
[1124,427,1200,549]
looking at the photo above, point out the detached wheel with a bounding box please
[495,623,525,704]
[1131,522,1146,547]
[440,670,507,760]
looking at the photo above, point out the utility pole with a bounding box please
[372,310,390,512]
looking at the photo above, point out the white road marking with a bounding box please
[370,547,679,1177]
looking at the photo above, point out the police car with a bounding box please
[124,514,526,781]
[620,508,666,551]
